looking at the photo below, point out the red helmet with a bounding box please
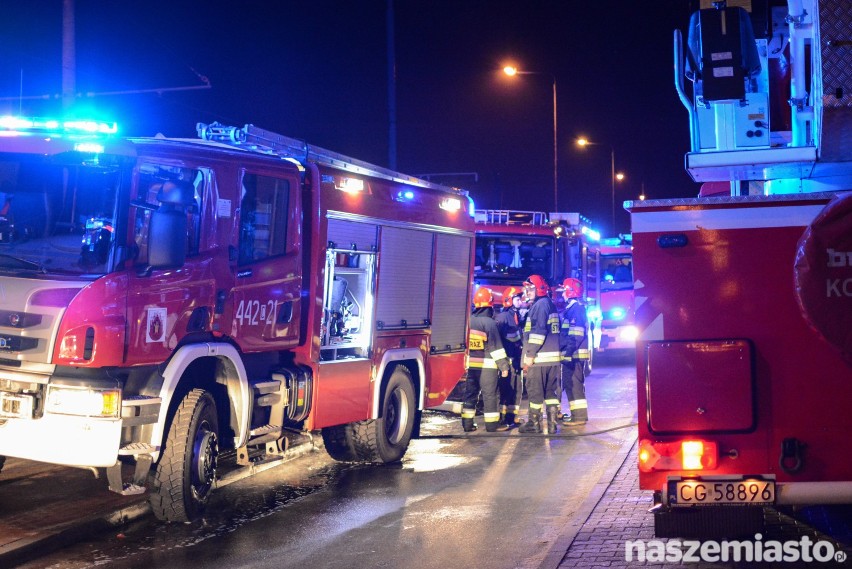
[473,287,494,308]
[562,277,583,300]
[502,286,521,308]
[523,274,549,300]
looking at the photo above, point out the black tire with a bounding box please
[321,423,359,462]
[150,389,219,522]
[352,366,416,463]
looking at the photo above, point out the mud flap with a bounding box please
[654,506,764,539]
[106,455,152,496]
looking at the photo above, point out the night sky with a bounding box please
[0,1,701,235]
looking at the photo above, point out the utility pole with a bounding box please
[386,0,397,170]
[2,1,211,107]
[61,0,75,111]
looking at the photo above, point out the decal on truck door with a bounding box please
[146,307,167,343]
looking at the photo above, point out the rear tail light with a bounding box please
[639,439,718,472]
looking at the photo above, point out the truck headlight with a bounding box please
[46,386,120,418]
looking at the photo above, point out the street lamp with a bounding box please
[576,137,625,233]
[503,65,558,212]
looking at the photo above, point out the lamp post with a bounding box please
[576,137,624,233]
[503,66,558,212]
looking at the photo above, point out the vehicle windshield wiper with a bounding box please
[0,254,47,273]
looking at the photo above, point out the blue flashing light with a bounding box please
[609,307,626,320]
[581,226,600,242]
[0,115,117,136]
[586,305,602,321]
[395,189,415,202]
[74,142,104,154]
[466,195,475,217]
[63,119,118,134]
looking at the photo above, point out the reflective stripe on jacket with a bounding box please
[469,312,510,371]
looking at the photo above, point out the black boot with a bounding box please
[562,410,588,427]
[518,411,542,434]
[486,421,509,432]
[546,405,559,434]
[462,417,477,432]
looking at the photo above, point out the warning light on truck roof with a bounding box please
[439,197,462,212]
[335,177,365,194]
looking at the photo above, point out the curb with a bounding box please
[537,424,639,569]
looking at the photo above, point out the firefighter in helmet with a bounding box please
[495,286,523,426]
[463,287,511,432]
[559,277,590,426]
[518,275,562,434]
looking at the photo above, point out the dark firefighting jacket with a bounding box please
[560,298,589,362]
[522,295,561,367]
[495,307,522,369]
[469,309,511,374]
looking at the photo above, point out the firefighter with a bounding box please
[559,277,590,427]
[518,275,562,434]
[495,286,523,426]
[462,287,512,432]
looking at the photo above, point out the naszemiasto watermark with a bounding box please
[625,534,848,564]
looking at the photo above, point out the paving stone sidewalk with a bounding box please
[557,443,852,569]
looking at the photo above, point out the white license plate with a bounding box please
[668,478,775,507]
[0,392,35,419]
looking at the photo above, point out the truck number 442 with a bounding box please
[235,299,277,327]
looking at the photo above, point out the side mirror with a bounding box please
[148,209,186,269]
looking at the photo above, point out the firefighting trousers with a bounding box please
[525,364,561,408]
[463,368,501,427]
[498,368,521,418]
[562,362,588,421]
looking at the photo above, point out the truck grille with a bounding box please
[0,277,85,365]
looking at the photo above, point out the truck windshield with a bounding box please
[0,153,124,277]
[474,234,553,281]
[600,253,633,291]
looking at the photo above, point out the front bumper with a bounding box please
[0,412,122,467]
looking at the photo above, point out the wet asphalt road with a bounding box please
[11,362,638,569]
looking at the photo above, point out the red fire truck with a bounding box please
[434,209,601,413]
[473,209,602,333]
[0,118,475,522]
[630,0,852,537]
[593,234,637,356]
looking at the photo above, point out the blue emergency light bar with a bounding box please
[0,116,118,136]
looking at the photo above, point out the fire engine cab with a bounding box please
[472,209,602,351]
[593,234,637,356]
[629,0,852,537]
[0,117,475,522]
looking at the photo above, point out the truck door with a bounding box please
[232,169,302,351]
[126,163,224,365]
